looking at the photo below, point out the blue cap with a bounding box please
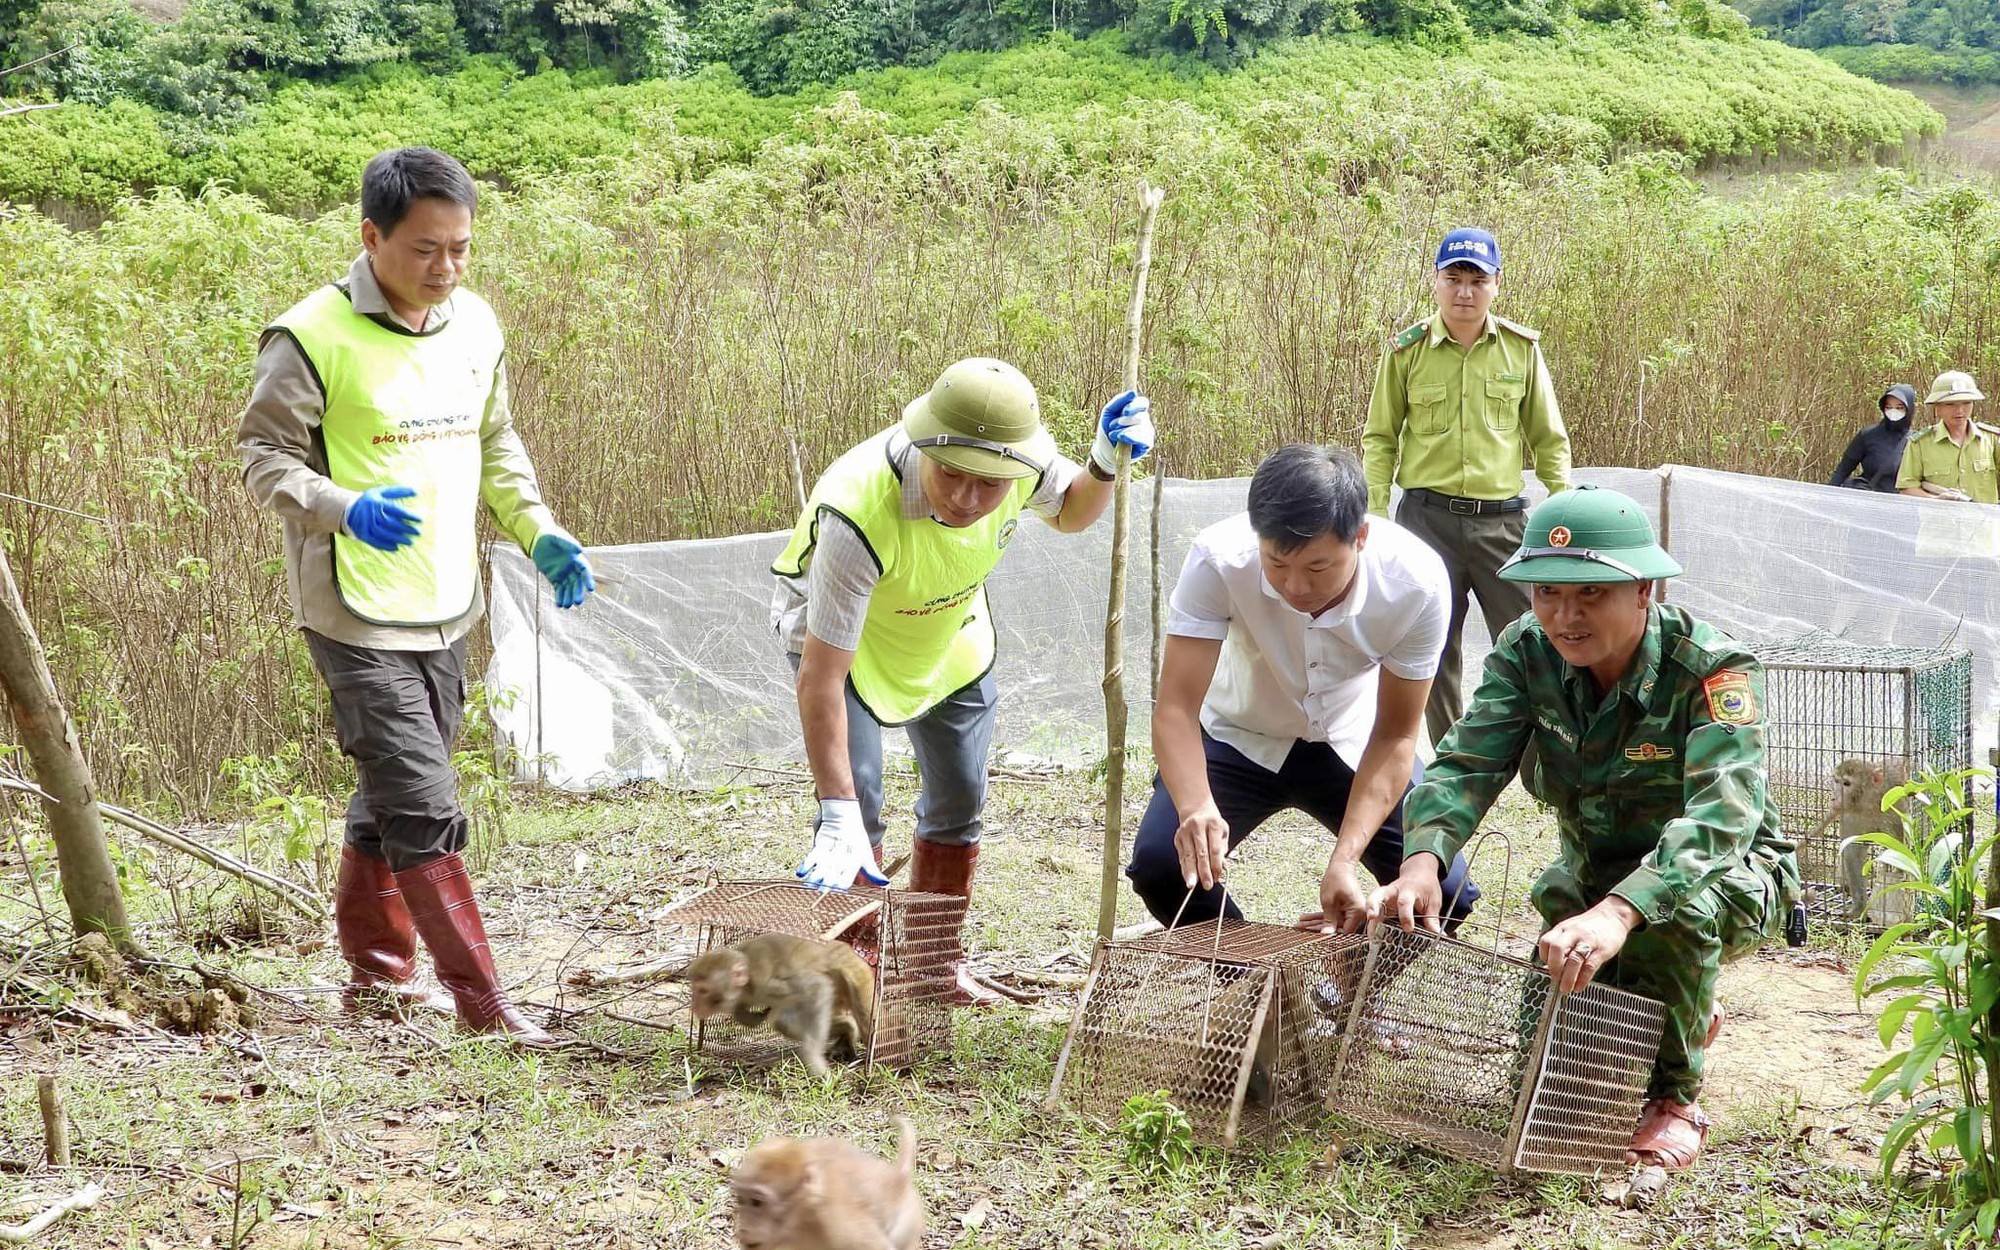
[1435,227,1501,275]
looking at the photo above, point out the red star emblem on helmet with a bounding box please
[1549,525,1572,547]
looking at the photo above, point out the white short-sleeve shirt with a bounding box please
[1167,512,1450,772]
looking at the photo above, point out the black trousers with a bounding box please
[1125,733,1481,927]
[304,631,470,872]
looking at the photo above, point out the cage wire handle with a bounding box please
[1113,879,1230,1041]
[1449,828,1516,955]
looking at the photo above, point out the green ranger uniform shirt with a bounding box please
[1404,603,1799,928]
[1895,421,2000,504]
[772,429,1037,726]
[1361,313,1573,517]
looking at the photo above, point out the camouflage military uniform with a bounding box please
[1403,605,1802,1102]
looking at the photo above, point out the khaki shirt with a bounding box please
[1895,420,2000,504]
[1361,312,1572,516]
[237,254,561,650]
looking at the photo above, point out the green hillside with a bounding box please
[0,29,1945,212]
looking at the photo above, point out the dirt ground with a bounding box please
[0,778,1919,1248]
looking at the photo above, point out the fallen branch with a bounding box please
[0,1182,103,1244]
[965,969,1040,1003]
[568,953,686,988]
[0,770,325,921]
[1000,968,1088,991]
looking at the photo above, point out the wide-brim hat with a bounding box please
[901,357,1055,481]
[1498,485,1682,584]
[1925,371,1985,405]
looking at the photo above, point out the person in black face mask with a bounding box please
[1829,384,1916,491]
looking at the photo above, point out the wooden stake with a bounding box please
[1097,182,1167,944]
[37,1075,68,1167]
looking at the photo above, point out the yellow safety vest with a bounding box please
[271,284,502,628]
[773,431,1036,724]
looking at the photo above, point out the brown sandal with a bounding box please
[1626,1098,1711,1170]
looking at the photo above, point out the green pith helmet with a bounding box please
[1497,485,1682,584]
[900,357,1056,481]
[1926,370,1985,405]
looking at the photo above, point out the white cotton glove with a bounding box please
[796,798,888,890]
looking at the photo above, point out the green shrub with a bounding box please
[0,31,1943,212]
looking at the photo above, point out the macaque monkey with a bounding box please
[687,933,876,1077]
[731,1116,924,1250]
[1810,758,1910,923]
[1202,971,1283,1107]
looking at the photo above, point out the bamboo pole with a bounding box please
[1097,182,1167,944]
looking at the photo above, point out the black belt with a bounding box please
[1404,488,1526,516]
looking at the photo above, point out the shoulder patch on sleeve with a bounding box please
[1701,669,1758,726]
[1491,314,1541,342]
[1395,321,1429,350]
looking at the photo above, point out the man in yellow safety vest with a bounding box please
[238,147,594,1045]
[772,357,1154,1004]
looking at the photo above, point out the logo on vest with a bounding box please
[997,519,1018,551]
[371,411,479,446]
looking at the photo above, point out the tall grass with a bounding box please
[1,86,1996,806]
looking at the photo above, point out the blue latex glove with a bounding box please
[1091,390,1155,474]
[797,798,888,891]
[344,485,422,552]
[531,533,597,610]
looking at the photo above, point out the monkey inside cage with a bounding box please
[1325,925,1666,1175]
[655,878,965,1073]
[1749,635,1973,930]
[1046,919,1368,1151]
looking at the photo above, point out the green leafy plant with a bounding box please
[220,746,333,889]
[1119,1088,1198,1178]
[1855,766,2000,1243]
[455,681,519,874]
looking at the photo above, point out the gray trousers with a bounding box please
[791,655,999,849]
[304,631,469,872]
[1396,497,1530,747]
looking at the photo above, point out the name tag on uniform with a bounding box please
[1497,372,1524,384]
[1535,714,1577,747]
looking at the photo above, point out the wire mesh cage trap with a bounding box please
[655,878,966,1072]
[1325,925,1666,1175]
[1749,634,1973,928]
[1046,918,1368,1150]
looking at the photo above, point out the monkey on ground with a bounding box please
[1810,758,1910,923]
[731,1115,924,1250]
[687,932,875,1078]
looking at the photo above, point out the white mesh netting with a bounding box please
[484,465,2000,790]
